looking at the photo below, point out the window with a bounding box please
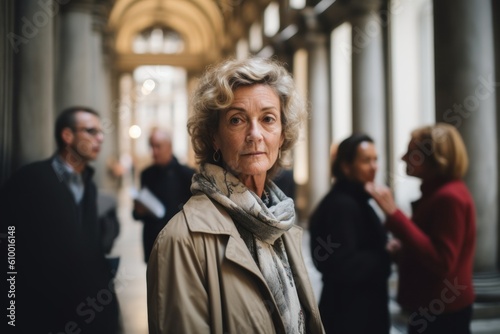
[132,27,184,54]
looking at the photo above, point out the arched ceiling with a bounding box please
[108,0,233,72]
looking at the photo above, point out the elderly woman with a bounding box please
[365,123,476,334]
[147,57,324,334]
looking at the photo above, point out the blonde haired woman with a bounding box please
[365,123,476,334]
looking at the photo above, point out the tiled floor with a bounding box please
[110,187,148,334]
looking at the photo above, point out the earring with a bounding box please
[213,149,221,162]
[278,149,282,159]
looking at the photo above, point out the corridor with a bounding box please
[1,1,499,333]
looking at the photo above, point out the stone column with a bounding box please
[304,9,331,214]
[57,0,116,190]
[494,1,500,271]
[350,5,387,185]
[16,0,56,166]
[186,73,200,168]
[116,72,135,186]
[434,0,498,273]
[57,1,94,108]
[91,2,117,191]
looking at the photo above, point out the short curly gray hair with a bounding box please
[187,57,308,180]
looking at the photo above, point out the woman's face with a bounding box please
[402,138,432,179]
[213,84,284,185]
[342,141,378,184]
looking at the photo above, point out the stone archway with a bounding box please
[109,0,231,72]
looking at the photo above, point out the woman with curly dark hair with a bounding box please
[309,133,391,334]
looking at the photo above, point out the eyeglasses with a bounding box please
[73,127,104,137]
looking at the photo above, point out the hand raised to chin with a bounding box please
[365,182,398,215]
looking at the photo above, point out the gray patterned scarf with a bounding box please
[191,163,305,334]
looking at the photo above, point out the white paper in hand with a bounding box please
[131,187,166,219]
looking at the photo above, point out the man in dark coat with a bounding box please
[133,128,195,262]
[0,107,119,333]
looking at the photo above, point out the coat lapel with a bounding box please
[184,194,269,283]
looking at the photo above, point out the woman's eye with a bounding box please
[263,115,276,123]
[229,117,242,125]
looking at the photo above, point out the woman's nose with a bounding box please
[246,122,263,142]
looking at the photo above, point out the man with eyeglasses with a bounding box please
[0,107,119,333]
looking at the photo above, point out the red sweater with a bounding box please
[386,179,476,313]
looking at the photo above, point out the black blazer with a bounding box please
[133,156,195,262]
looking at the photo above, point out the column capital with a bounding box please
[61,0,114,66]
[91,0,114,62]
[350,0,384,14]
[301,7,320,33]
[298,7,329,48]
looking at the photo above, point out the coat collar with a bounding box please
[183,193,304,248]
[334,178,371,201]
[183,194,272,279]
[153,156,180,172]
[183,194,240,235]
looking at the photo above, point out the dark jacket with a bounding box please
[0,158,119,334]
[309,179,391,334]
[133,157,195,262]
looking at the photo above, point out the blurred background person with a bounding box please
[0,107,120,334]
[309,133,392,334]
[147,57,324,333]
[132,127,195,262]
[365,123,476,334]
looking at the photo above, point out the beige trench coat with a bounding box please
[147,193,325,334]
